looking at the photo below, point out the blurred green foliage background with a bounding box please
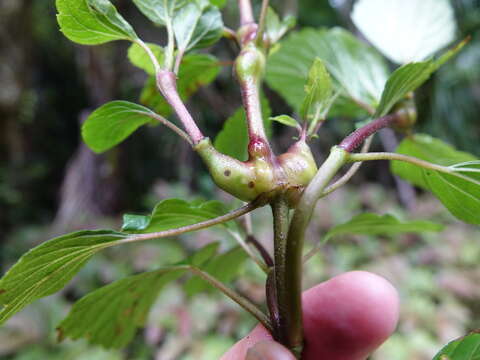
[1,0,479,359]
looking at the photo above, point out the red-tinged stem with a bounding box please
[241,76,268,142]
[339,113,398,152]
[156,70,204,144]
[238,0,254,25]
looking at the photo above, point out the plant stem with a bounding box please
[135,39,161,75]
[144,112,193,146]
[118,200,263,245]
[238,0,254,25]
[156,71,204,144]
[266,268,281,338]
[339,114,398,152]
[283,146,349,356]
[228,230,269,273]
[347,152,451,173]
[319,136,373,197]
[239,72,268,143]
[271,194,291,346]
[173,49,185,75]
[247,235,273,267]
[256,0,270,45]
[165,20,175,70]
[348,152,480,185]
[189,266,272,332]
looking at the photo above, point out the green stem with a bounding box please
[270,194,291,345]
[347,152,451,173]
[347,152,480,186]
[165,19,175,71]
[319,136,373,198]
[255,0,270,45]
[227,230,269,274]
[135,39,161,74]
[144,112,193,146]
[283,146,349,357]
[188,266,272,332]
[117,200,263,245]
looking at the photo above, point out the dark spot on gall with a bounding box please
[0,289,6,295]
[248,181,255,188]
[224,170,231,176]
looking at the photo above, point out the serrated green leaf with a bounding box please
[423,162,480,225]
[391,135,480,224]
[0,230,127,326]
[352,0,456,64]
[57,243,219,348]
[132,0,187,26]
[140,54,221,117]
[433,332,480,360]
[184,246,248,297]
[173,2,223,53]
[127,42,164,76]
[266,28,389,117]
[82,101,158,153]
[323,213,443,243]
[391,134,476,189]
[270,115,300,128]
[121,199,232,233]
[300,58,335,131]
[214,96,272,161]
[374,40,467,117]
[56,0,138,45]
[265,7,296,45]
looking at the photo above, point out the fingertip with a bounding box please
[220,325,273,360]
[246,340,296,360]
[302,271,399,360]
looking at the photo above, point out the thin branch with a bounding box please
[255,0,270,45]
[164,20,175,70]
[347,151,480,186]
[144,112,193,146]
[271,195,293,347]
[173,49,185,75]
[319,135,373,197]
[223,27,238,43]
[266,269,281,340]
[339,113,398,152]
[135,39,161,75]
[156,71,204,144]
[117,200,262,245]
[238,0,254,25]
[247,235,273,268]
[189,266,272,332]
[347,152,451,173]
[228,230,269,273]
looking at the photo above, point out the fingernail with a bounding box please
[246,340,296,360]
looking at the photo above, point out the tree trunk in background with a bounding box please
[52,47,121,232]
[0,0,33,265]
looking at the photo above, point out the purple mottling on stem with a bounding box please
[339,114,398,153]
